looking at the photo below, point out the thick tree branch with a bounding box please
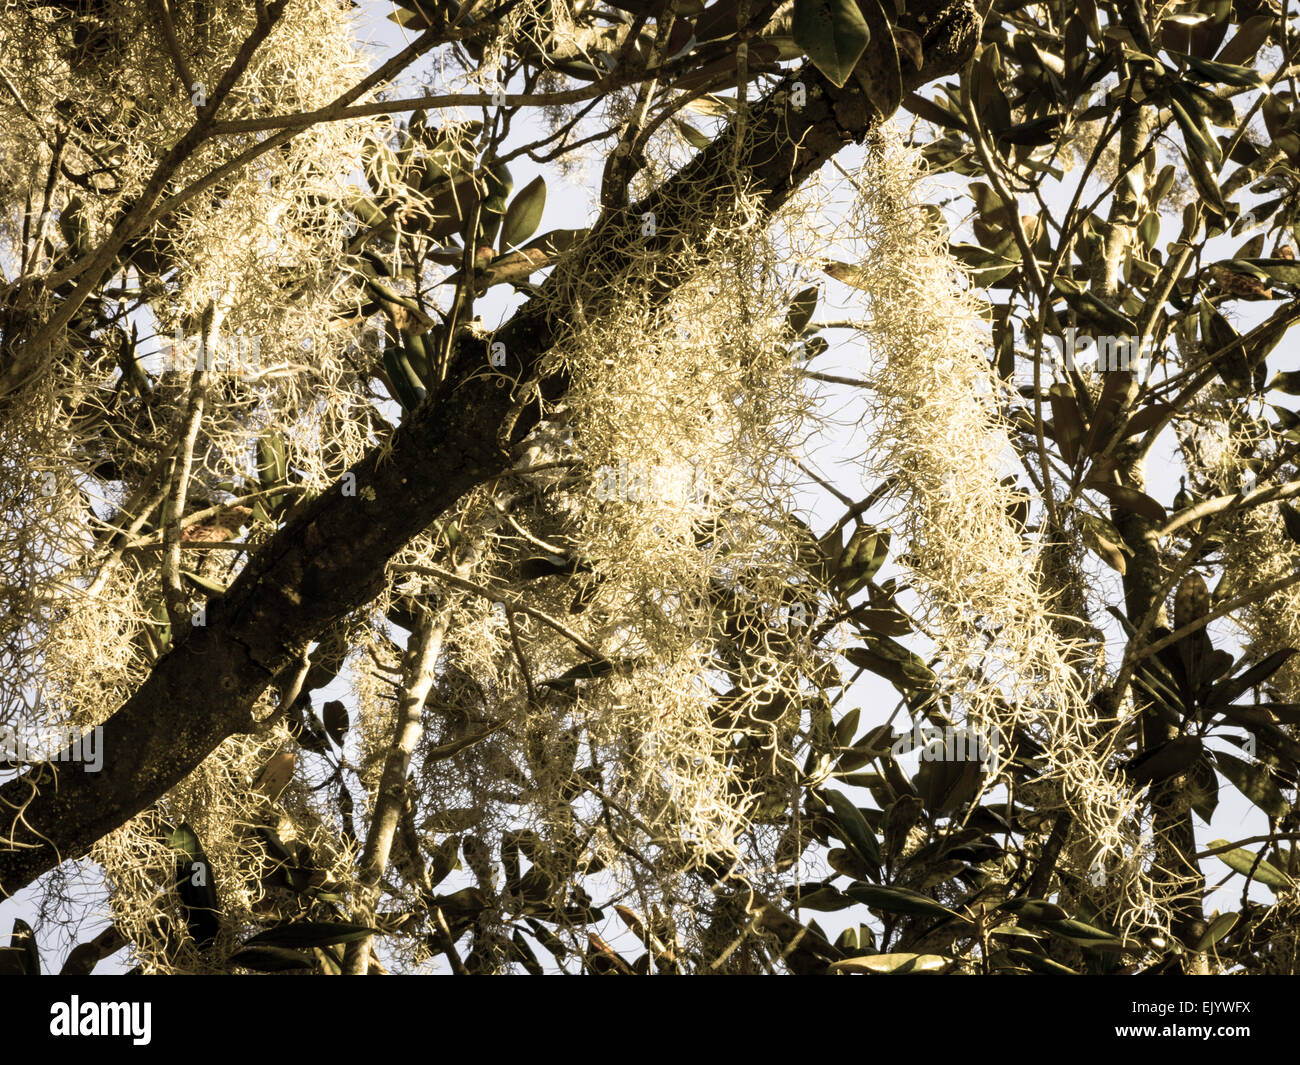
[0,11,980,898]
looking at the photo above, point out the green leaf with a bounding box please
[1177,136,1226,215]
[1209,840,1293,891]
[228,946,316,972]
[836,524,890,594]
[169,822,221,948]
[672,118,713,150]
[257,433,287,493]
[500,175,546,252]
[1048,383,1085,466]
[1124,736,1203,785]
[1038,917,1125,949]
[845,883,967,920]
[786,285,819,335]
[1168,50,1265,88]
[1087,479,1167,523]
[823,789,882,878]
[843,633,936,693]
[1194,912,1239,951]
[795,884,855,911]
[1206,649,1297,708]
[242,921,379,949]
[182,570,228,595]
[480,161,513,215]
[382,344,426,412]
[1060,289,1137,334]
[1270,370,1300,395]
[1215,749,1290,819]
[830,952,950,973]
[1002,898,1070,922]
[792,0,871,87]
[1170,89,1222,169]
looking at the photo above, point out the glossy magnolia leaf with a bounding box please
[1215,749,1290,819]
[1193,912,1240,951]
[229,946,316,972]
[844,634,936,692]
[1086,479,1167,523]
[1270,369,1300,394]
[795,884,855,911]
[850,0,901,121]
[383,344,426,412]
[1207,649,1298,708]
[1060,289,1137,334]
[1177,137,1226,215]
[1216,15,1276,66]
[830,952,950,973]
[1082,513,1127,574]
[786,285,819,335]
[846,883,966,920]
[169,822,220,947]
[1209,841,1293,891]
[1172,51,1265,92]
[836,524,889,594]
[1048,384,1084,466]
[1123,735,1203,785]
[242,921,379,949]
[322,699,349,747]
[499,175,546,252]
[480,161,513,215]
[792,0,871,88]
[1120,403,1174,439]
[823,789,882,878]
[182,569,227,595]
[1038,917,1125,949]
[1002,897,1070,922]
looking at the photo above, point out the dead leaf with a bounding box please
[253,749,295,801]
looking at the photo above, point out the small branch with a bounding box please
[147,0,197,97]
[1129,570,1300,668]
[394,564,604,660]
[1155,479,1300,539]
[342,606,449,975]
[160,304,218,628]
[1196,834,1300,861]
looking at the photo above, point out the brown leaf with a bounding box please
[1211,265,1273,300]
[253,749,295,801]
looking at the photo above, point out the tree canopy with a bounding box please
[0,0,1298,976]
